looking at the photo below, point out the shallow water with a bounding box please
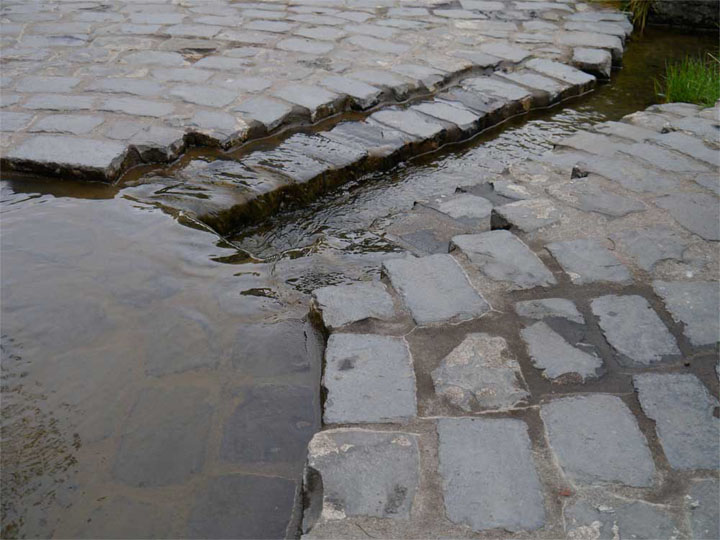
[1,28,715,539]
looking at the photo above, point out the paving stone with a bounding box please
[383,254,490,325]
[411,101,481,134]
[277,37,334,54]
[547,238,632,285]
[1,111,34,132]
[515,298,584,323]
[652,281,720,347]
[573,156,680,193]
[526,57,596,86]
[123,50,187,66]
[565,496,679,540]
[320,75,381,109]
[233,96,294,131]
[283,133,367,169]
[492,198,561,232]
[591,295,680,366]
[479,41,530,63]
[231,320,313,378]
[437,418,545,532]
[22,94,96,111]
[169,85,238,107]
[521,321,602,381]
[687,478,720,540]
[557,179,646,217]
[323,334,416,424]
[634,373,719,470]
[15,76,81,93]
[515,1,573,12]
[312,281,395,330]
[593,120,657,142]
[421,193,492,230]
[435,8,487,19]
[294,26,346,41]
[392,64,446,91]
[325,120,412,158]
[348,69,417,99]
[113,386,213,486]
[670,115,720,141]
[307,429,419,521]
[73,495,177,539]
[86,78,165,97]
[622,142,710,173]
[371,109,445,140]
[557,130,625,156]
[244,146,329,184]
[651,131,719,167]
[100,97,175,117]
[272,84,340,120]
[452,230,556,289]
[497,70,567,103]
[29,114,104,135]
[609,227,689,271]
[695,172,720,195]
[431,333,529,412]
[572,47,612,78]
[542,394,655,487]
[556,31,623,63]
[654,192,720,241]
[346,34,410,54]
[188,474,297,539]
[463,76,532,102]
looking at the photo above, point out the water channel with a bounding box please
[1,28,715,539]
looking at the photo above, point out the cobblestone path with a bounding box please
[304,102,720,539]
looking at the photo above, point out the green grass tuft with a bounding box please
[626,0,654,32]
[655,53,720,107]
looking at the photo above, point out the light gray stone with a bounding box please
[371,109,444,140]
[22,94,95,111]
[424,193,492,229]
[233,96,293,131]
[526,57,596,86]
[1,111,34,131]
[29,114,104,135]
[346,35,410,54]
[383,254,490,325]
[622,142,709,173]
[654,193,720,241]
[452,230,556,289]
[272,84,340,120]
[492,198,561,232]
[651,131,719,167]
[15,76,81,93]
[695,172,720,195]
[170,85,238,107]
[479,42,530,63]
[574,156,680,193]
[594,121,657,142]
[609,227,689,271]
[572,47,612,78]
[521,322,602,381]
[652,281,720,346]
[463,76,531,102]
[687,478,720,540]
[312,281,395,330]
[515,298,584,323]
[546,239,632,285]
[431,333,529,412]
[497,70,567,102]
[307,429,419,521]
[100,97,175,117]
[277,37,334,54]
[559,179,646,217]
[542,394,656,487]
[438,418,545,532]
[591,295,680,366]
[320,75,381,109]
[634,373,719,470]
[557,131,625,156]
[411,101,481,133]
[556,31,623,62]
[323,334,416,424]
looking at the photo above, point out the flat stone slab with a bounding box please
[431,333,529,412]
[634,373,719,470]
[687,478,720,540]
[572,47,612,79]
[574,156,680,193]
[312,281,396,330]
[383,254,490,325]
[541,394,656,487]
[654,193,720,241]
[423,193,493,230]
[556,179,646,217]
[492,198,561,232]
[652,281,720,346]
[306,429,419,522]
[521,322,602,381]
[546,239,632,285]
[591,295,680,366]
[323,334,416,424]
[437,418,545,532]
[609,227,689,271]
[452,230,556,289]
[515,298,584,323]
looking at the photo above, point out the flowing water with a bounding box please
[1,28,715,539]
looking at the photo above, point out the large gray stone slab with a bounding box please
[438,418,545,532]
[591,295,680,366]
[541,394,656,487]
[572,47,612,79]
[555,31,623,62]
[687,478,720,540]
[515,298,584,323]
[574,156,680,193]
[383,254,490,325]
[634,373,719,470]
[492,198,561,232]
[622,142,710,173]
[452,230,556,289]
[423,193,493,230]
[411,101,482,134]
[546,239,632,285]
[609,227,689,271]
[371,109,445,139]
[323,334,416,424]
[521,322,602,381]
[654,193,720,241]
[431,333,529,412]
[307,429,419,521]
[558,179,646,217]
[651,131,719,167]
[312,281,396,330]
[652,281,720,347]
[526,58,596,86]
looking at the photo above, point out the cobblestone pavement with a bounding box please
[304,102,720,539]
[1,0,629,181]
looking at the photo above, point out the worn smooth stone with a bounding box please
[479,41,530,63]
[452,230,556,289]
[411,101,481,133]
[492,198,561,232]
[651,131,719,167]
[282,133,366,169]
[687,478,720,540]
[15,76,81,93]
[234,96,293,131]
[594,121,657,142]
[463,76,531,102]
[497,70,567,102]
[521,322,602,381]
[560,180,646,217]
[609,227,689,271]
[622,142,709,173]
[371,109,445,139]
[272,84,340,120]
[277,37,334,54]
[312,281,395,330]
[695,172,720,195]
[325,120,411,158]
[634,373,719,470]
[348,69,416,99]
[244,145,329,184]
[346,34,410,54]
[383,254,490,325]
[557,131,625,156]
[515,298,584,323]
[556,31,623,62]
[73,496,176,539]
[574,157,680,193]
[438,418,546,532]
[591,295,680,366]
[546,239,632,285]
[432,333,529,412]
[424,193,493,229]
[320,75,381,109]
[323,334,416,424]
[29,114,105,135]
[572,47,612,78]
[22,94,96,111]
[307,429,419,521]
[100,97,175,117]
[652,281,719,346]
[542,394,655,487]
[0,111,34,131]
[526,57,596,86]
[654,193,720,241]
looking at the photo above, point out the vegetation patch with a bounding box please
[655,53,720,107]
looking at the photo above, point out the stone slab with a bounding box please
[492,198,561,232]
[541,394,655,487]
[437,418,545,532]
[312,281,396,330]
[609,227,689,271]
[652,281,720,347]
[634,373,719,470]
[546,238,632,285]
[572,47,612,79]
[591,295,680,366]
[573,156,680,193]
[654,193,720,241]
[687,478,720,540]
[323,334,416,424]
[371,108,445,140]
[423,193,493,230]
[515,298,584,323]
[383,254,490,325]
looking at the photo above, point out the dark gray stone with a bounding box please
[432,333,528,411]
[244,145,329,184]
[438,418,545,532]
[557,131,625,156]
[687,478,720,540]
[452,230,556,289]
[560,180,646,217]
[515,298,584,323]
[591,295,680,366]
[371,109,445,139]
[307,429,419,521]
[634,373,719,470]
[594,121,657,142]
[542,394,655,487]
[383,254,490,324]
[609,227,689,271]
[29,114,104,135]
[574,157,680,193]
[74,496,177,539]
[312,281,395,330]
[492,198,561,232]
[113,386,213,487]
[546,239,632,285]
[652,281,719,346]
[654,192,720,241]
[231,320,312,378]
[325,120,412,158]
[282,133,366,169]
[323,334,416,424]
